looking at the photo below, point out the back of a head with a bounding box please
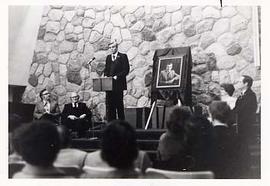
[12,120,60,167]
[221,83,235,96]
[166,106,191,135]
[57,125,71,148]
[209,101,231,124]
[101,120,138,169]
[185,115,213,147]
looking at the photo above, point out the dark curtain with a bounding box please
[151,47,192,106]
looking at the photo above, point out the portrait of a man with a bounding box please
[156,56,183,88]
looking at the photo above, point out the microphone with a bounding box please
[87,57,96,65]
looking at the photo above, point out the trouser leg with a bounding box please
[115,91,125,120]
[106,91,116,122]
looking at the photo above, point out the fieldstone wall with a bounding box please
[22,5,261,121]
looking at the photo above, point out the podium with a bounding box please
[93,77,113,91]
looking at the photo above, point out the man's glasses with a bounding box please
[42,92,50,96]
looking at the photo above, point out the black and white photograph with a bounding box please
[3,0,269,185]
[156,56,183,89]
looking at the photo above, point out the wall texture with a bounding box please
[22,5,261,121]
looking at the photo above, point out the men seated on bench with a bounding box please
[61,92,92,138]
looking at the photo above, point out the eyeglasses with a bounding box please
[42,92,50,96]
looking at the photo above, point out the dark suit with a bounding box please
[33,99,60,123]
[104,52,130,121]
[211,126,239,178]
[233,88,257,177]
[234,88,257,137]
[61,102,92,136]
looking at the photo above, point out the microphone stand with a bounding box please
[82,58,98,140]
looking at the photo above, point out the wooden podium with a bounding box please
[93,77,113,91]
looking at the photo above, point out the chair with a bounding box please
[145,168,214,179]
[56,165,83,178]
[81,166,115,178]
[8,162,25,178]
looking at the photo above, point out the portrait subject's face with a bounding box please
[166,64,173,71]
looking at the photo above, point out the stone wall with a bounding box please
[22,5,261,121]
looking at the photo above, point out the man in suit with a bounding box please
[61,92,92,138]
[159,63,180,86]
[234,75,257,138]
[234,75,257,178]
[33,89,60,123]
[104,40,130,121]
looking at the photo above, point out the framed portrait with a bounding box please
[156,55,184,89]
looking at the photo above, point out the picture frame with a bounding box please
[156,55,184,89]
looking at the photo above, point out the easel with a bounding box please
[144,98,183,130]
[144,46,193,130]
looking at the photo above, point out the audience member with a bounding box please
[82,120,139,178]
[185,115,214,171]
[8,114,23,163]
[220,83,236,109]
[33,89,60,123]
[209,101,239,178]
[12,120,71,178]
[54,125,87,169]
[61,92,92,138]
[156,106,191,171]
[84,149,152,174]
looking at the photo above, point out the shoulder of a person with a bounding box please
[159,132,167,140]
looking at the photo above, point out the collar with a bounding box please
[212,120,228,127]
[43,100,50,105]
[112,52,119,59]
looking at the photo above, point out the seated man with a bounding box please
[33,89,60,123]
[61,92,92,138]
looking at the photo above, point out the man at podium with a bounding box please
[104,40,130,121]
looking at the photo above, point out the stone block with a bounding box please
[28,74,38,87]
[171,11,183,25]
[203,6,220,18]
[111,13,126,28]
[82,18,95,28]
[64,10,76,21]
[226,43,242,56]
[59,40,74,53]
[46,21,60,34]
[48,9,63,21]
[196,19,214,34]
[183,16,196,37]
[66,70,82,85]
[212,18,230,36]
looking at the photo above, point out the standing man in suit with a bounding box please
[61,92,92,138]
[234,75,257,138]
[33,89,60,123]
[234,75,257,178]
[104,40,130,121]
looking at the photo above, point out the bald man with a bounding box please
[61,92,92,138]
